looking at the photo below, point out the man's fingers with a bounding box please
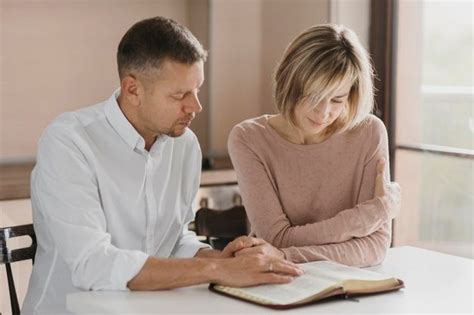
[237,252,304,276]
[271,261,304,276]
[259,273,295,285]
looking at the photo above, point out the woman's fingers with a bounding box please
[374,158,401,219]
[375,159,386,198]
[385,182,402,218]
[377,158,386,174]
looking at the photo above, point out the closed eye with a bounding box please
[171,94,185,100]
[171,89,201,101]
[331,99,344,104]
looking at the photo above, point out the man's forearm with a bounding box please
[127,256,218,290]
[194,248,224,258]
[127,236,304,290]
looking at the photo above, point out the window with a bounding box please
[393,0,473,258]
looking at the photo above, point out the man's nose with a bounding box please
[185,94,202,114]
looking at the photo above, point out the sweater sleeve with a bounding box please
[228,119,396,248]
[281,223,392,267]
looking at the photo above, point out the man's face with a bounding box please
[137,59,204,138]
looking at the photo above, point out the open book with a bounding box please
[210,260,404,309]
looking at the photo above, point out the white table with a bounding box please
[67,246,473,314]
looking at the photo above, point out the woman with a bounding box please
[228,24,401,267]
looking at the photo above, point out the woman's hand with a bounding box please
[375,159,401,219]
[221,236,286,260]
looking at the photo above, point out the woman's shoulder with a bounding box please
[339,114,388,155]
[228,115,274,153]
[233,114,270,130]
[350,114,388,138]
[230,115,271,139]
[365,114,387,130]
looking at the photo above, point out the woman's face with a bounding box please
[293,80,352,138]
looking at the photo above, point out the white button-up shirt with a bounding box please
[23,90,209,315]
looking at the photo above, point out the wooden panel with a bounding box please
[0,163,35,200]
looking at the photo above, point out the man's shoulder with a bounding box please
[43,101,107,140]
[173,128,200,151]
[181,127,199,142]
[39,103,105,151]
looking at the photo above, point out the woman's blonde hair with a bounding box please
[273,24,374,134]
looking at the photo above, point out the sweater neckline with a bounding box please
[262,114,338,150]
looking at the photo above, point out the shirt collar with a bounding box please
[104,88,145,151]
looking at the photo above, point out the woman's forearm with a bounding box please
[280,222,392,267]
[262,197,390,248]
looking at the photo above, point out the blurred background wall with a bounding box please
[1,0,370,160]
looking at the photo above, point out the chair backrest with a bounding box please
[194,205,249,250]
[0,224,37,315]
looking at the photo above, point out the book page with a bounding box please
[214,260,396,305]
[214,264,341,305]
[302,261,394,282]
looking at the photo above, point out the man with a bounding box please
[23,16,301,314]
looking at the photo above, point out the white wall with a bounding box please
[260,0,331,114]
[1,0,369,159]
[329,0,370,50]
[0,0,190,161]
[209,0,331,156]
[207,0,371,155]
[209,0,263,156]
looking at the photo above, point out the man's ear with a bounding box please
[120,75,142,107]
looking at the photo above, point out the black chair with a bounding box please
[194,205,249,250]
[0,224,37,315]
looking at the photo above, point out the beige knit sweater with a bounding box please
[228,114,394,267]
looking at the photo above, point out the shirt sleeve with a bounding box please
[170,136,211,258]
[171,223,211,258]
[32,124,149,291]
[227,118,395,249]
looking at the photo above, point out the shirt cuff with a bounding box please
[111,250,149,291]
[172,240,211,258]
